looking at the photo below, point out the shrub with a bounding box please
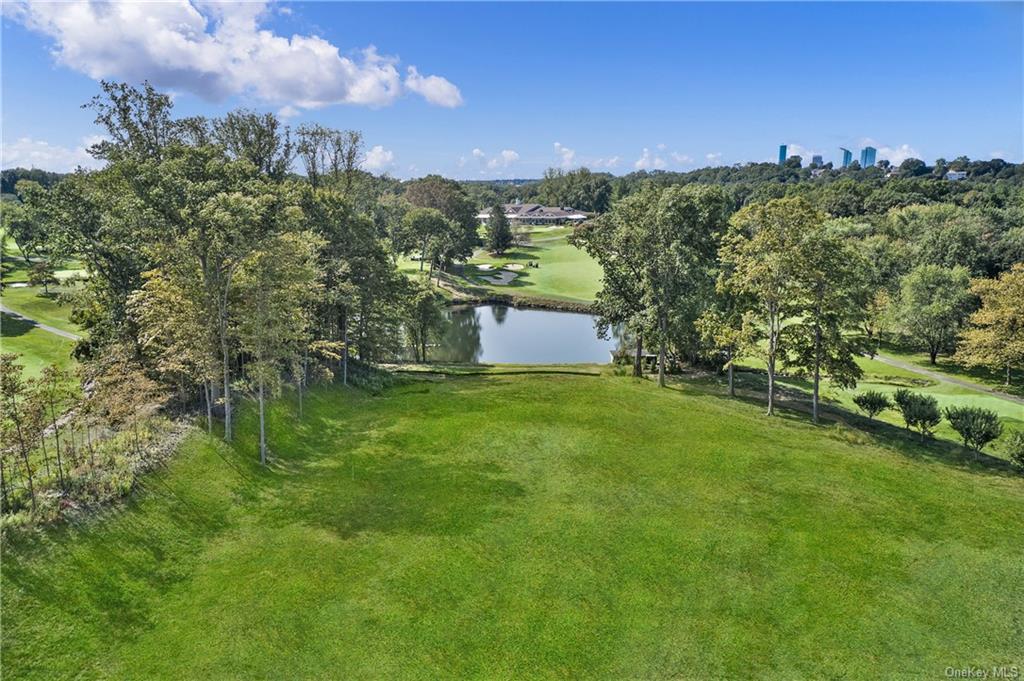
[1003,431,1024,472]
[853,391,891,421]
[894,390,941,441]
[893,388,914,429]
[944,406,1004,455]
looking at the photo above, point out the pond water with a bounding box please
[425,304,624,364]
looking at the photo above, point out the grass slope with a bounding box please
[4,373,1023,679]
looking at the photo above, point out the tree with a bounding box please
[719,197,821,415]
[954,264,1024,386]
[1007,432,1024,472]
[944,406,1003,456]
[893,390,941,441]
[212,109,294,181]
[28,260,59,294]
[234,232,322,465]
[895,265,975,364]
[402,208,451,275]
[853,391,891,421]
[405,281,446,362]
[784,229,869,422]
[486,204,513,254]
[697,305,756,397]
[36,365,76,490]
[0,354,38,512]
[403,175,477,267]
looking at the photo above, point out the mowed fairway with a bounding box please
[4,373,1023,679]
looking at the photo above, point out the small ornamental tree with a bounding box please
[28,260,59,294]
[944,406,1003,455]
[894,390,941,441]
[1006,432,1024,472]
[853,391,891,421]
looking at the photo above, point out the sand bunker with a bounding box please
[485,271,518,285]
[475,264,494,271]
[503,263,525,271]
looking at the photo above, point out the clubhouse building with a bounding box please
[476,203,589,226]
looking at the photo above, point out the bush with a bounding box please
[944,406,1004,455]
[894,390,941,441]
[853,391,891,420]
[1003,431,1024,472]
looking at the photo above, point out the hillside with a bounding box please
[4,372,1022,679]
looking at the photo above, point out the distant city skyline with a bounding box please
[2,2,1021,179]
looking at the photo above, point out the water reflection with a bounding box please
[419,304,623,364]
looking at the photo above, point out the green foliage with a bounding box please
[894,264,975,364]
[486,203,513,254]
[1006,431,1024,472]
[852,391,891,420]
[893,389,942,441]
[943,406,1003,453]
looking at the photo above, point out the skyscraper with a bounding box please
[860,146,877,167]
[840,148,853,168]
[778,145,787,164]
[811,155,823,166]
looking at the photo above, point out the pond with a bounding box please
[424,304,625,364]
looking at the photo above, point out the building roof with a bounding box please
[476,203,589,221]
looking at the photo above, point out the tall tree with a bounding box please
[0,355,38,512]
[235,232,322,464]
[895,265,975,364]
[719,197,821,415]
[785,230,869,423]
[954,263,1024,385]
[486,204,513,254]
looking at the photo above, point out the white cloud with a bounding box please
[487,149,519,169]
[592,156,621,169]
[362,144,394,171]
[670,152,693,165]
[554,142,576,168]
[705,152,723,164]
[1,136,103,172]
[859,138,920,166]
[405,66,463,108]
[472,148,486,160]
[9,1,462,110]
[634,147,666,170]
[277,105,300,119]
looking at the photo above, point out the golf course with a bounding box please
[4,370,1022,679]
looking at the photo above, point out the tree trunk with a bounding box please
[727,348,735,397]
[221,319,233,442]
[204,380,213,434]
[258,379,267,466]
[39,435,52,478]
[48,399,63,478]
[812,318,821,424]
[766,311,778,417]
[13,418,36,512]
[1006,363,1011,387]
[928,348,938,365]
[420,239,426,271]
[633,333,643,378]
[658,314,667,388]
[342,311,349,386]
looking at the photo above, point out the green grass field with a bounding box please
[0,312,77,379]
[4,372,1022,679]
[400,229,602,304]
[1,285,82,334]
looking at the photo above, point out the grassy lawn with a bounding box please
[4,372,1022,679]
[873,338,1024,398]
[400,231,602,305]
[0,312,77,378]
[1,284,82,334]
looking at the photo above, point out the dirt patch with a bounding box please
[503,264,525,271]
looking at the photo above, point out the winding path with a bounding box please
[873,353,1024,406]
[0,304,82,341]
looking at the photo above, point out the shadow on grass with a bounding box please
[1,311,36,338]
[675,367,1022,480]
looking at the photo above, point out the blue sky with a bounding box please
[3,1,1022,178]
